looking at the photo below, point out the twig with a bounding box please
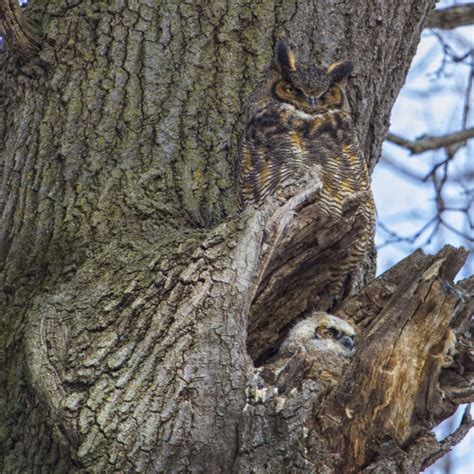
[430,30,472,77]
[0,0,40,59]
[380,155,426,182]
[462,54,474,129]
[386,128,474,155]
[427,4,474,30]
[377,217,440,249]
[440,218,474,242]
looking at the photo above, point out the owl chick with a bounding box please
[280,311,356,357]
[256,312,356,398]
[237,40,376,307]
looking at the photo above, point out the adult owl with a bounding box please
[236,40,375,306]
[252,312,356,400]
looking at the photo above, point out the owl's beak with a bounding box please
[341,336,355,350]
[307,95,317,107]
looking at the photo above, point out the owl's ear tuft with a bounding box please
[275,40,297,73]
[328,61,354,83]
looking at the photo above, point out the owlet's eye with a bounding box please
[285,85,294,93]
[315,326,338,339]
[324,328,338,338]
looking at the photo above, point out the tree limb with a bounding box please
[386,128,474,155]
[0,0,40,59]
[420,405,474,470]
[427,4,474,30]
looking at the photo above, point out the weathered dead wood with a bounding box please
[18,179,472,473]
[319,245,473,472]
[0,0,40,59]
[20,167,469,473]
[236,245,472,473]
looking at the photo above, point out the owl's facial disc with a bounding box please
[274,79,344,113]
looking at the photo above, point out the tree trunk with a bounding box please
[1,1,472,472]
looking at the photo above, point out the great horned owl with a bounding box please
[254,312,356,399]
[236,40,375,305]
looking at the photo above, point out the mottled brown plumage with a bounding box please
[237,41,375,306]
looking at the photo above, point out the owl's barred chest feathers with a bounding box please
[240,100,369,207]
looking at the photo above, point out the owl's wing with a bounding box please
[237,108,305,208]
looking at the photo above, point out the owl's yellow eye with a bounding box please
[321,89,332,100]
[285,85,295,93]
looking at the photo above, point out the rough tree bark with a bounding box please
[0,1,472,473]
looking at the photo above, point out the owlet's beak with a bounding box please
[307,96,317,107]
[341,335,355,350]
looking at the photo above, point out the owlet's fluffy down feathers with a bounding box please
[250,312,356,402]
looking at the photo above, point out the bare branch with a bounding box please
[421,405,474,470]
[427,4,474,30]
[386,128,474,155]
[0,0,40,59]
